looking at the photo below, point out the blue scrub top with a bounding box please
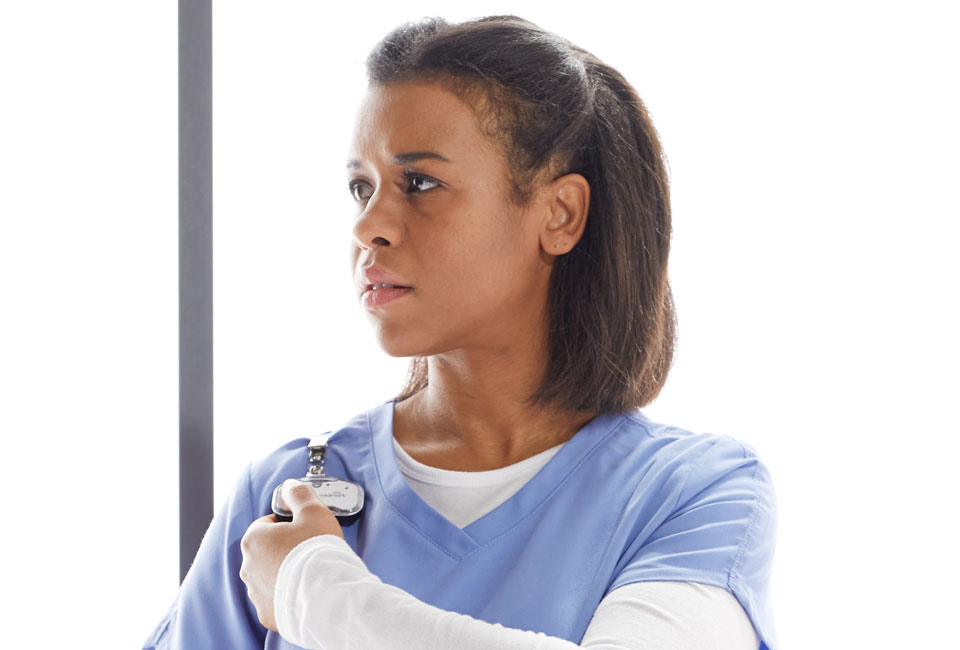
[144,398,778,650]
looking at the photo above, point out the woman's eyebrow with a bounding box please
[346,151,453,170]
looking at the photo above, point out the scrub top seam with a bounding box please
[458,413,632,561]
[725,442,773,650]
[152,602,175,644]
[726,442,762,592]
[367,406,472,562]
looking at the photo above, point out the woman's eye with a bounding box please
[347,180,372,202]
[404,171,440,194]
[347,172,440,203]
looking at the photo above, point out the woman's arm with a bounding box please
[275,534,760,650]
[143,463,268,650]
[580,579,760,649]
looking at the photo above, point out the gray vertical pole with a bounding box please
[178,0,213,584]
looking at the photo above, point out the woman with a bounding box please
[145,15,777,650]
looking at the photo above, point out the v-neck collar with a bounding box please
[367,398,629,559]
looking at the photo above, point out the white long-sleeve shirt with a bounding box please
[274,435,762,650]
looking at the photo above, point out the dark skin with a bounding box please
[241,79,596,631]
[349,80,597,470]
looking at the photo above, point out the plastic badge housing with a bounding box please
[271,476,365,521]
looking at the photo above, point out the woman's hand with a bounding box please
[239,479,346,632]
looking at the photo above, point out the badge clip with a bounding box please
[271,432,365,521]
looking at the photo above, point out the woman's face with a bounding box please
[347,81,553,359]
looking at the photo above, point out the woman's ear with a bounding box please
[541,173,590,255]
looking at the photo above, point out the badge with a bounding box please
[271,432,365,520]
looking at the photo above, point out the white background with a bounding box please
[0,1,957,647]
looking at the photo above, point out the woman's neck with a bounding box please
[392,356,598,471]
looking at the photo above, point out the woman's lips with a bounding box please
[361,286,413,308]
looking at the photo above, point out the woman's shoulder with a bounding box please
[618,411,769,468]
[242,401,388,512]
[610,410,776,513]
[235,437,310,515]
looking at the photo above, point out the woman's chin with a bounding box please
[374,330,431,358]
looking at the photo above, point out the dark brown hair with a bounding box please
[365,15,677,414]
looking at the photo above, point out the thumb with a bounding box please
[282,479,327,517]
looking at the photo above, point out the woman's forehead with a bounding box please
[347,82,493,165]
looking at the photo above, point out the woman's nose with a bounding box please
[351,190,404,250]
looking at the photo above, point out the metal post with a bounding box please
[178,0,213,584]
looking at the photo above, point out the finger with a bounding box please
[282,480,329,517]
[251,513,278,525]
[241,515,279,549]
[242,517,275,542]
